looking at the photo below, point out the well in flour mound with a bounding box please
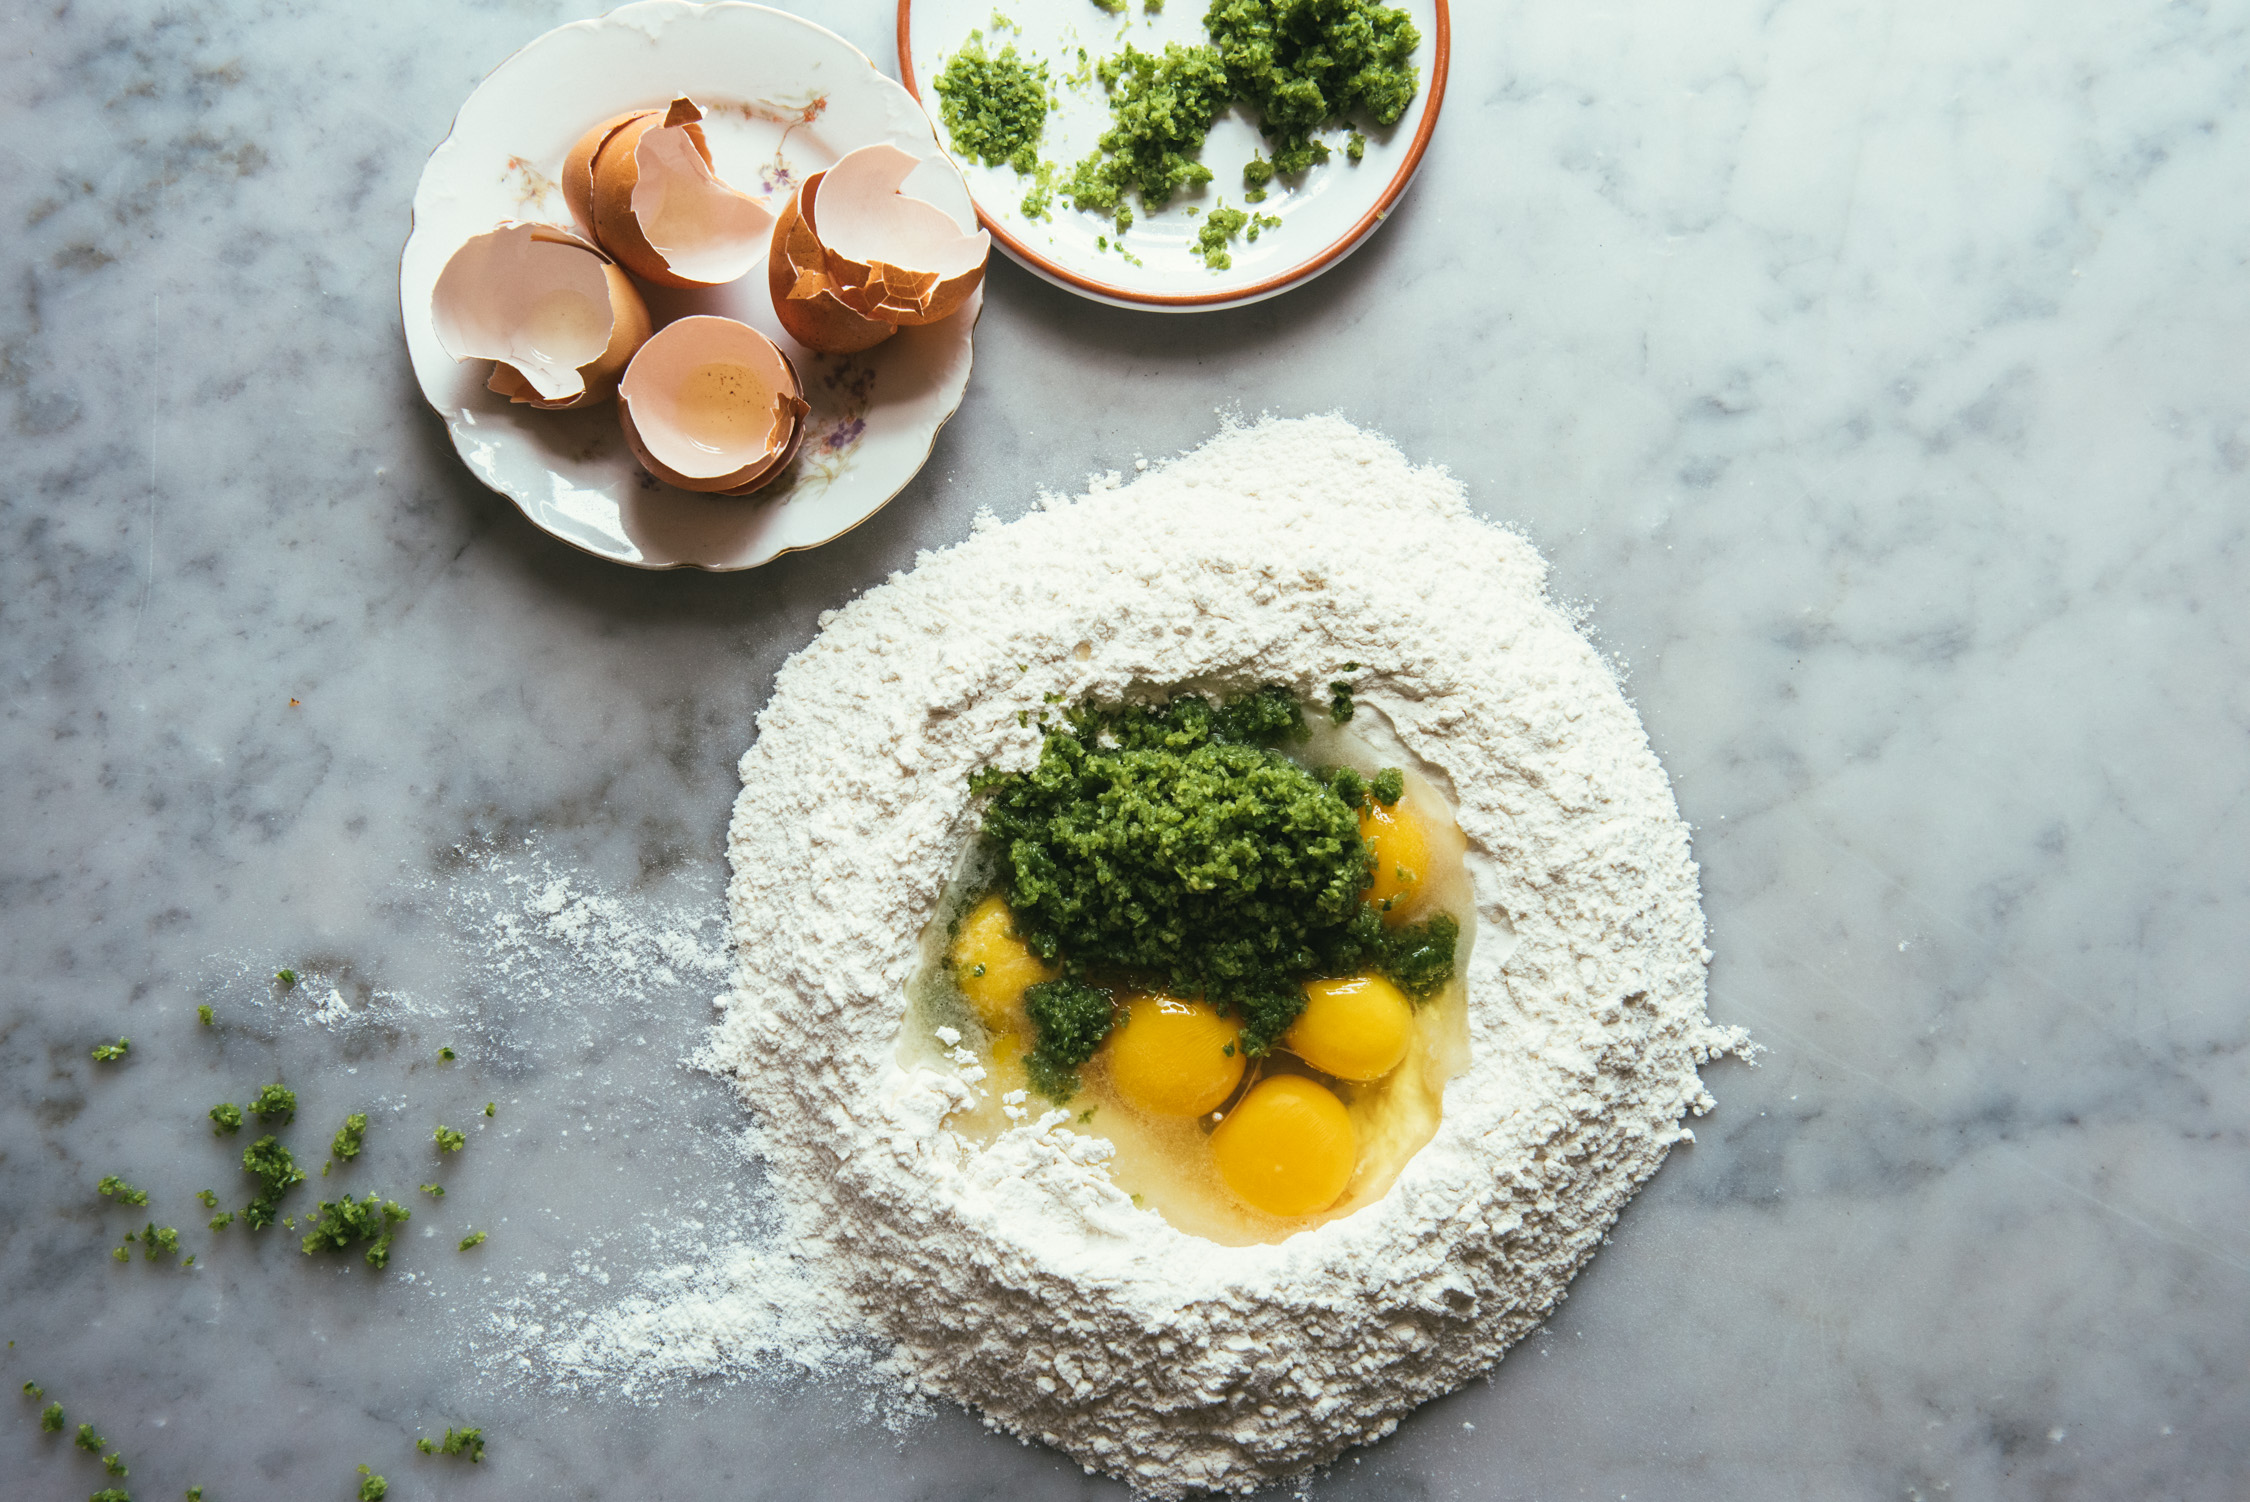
[714,414,1750,1496]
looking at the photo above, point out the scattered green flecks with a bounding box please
[1368,767,1404,806]
[96,1175,149,1207]
[275,968,298,988]
[416,1426,486,1463]
[301,1194,410,1269]
[40,1401,64,1431]
[357,1463,388,1501]
[189,1488,206,1501]
[208,1209,236,1231]
[197,1004,214,1026]
[330,1112,368,1162]
[20,1380,41,1399]
[91,1490,130,1502]
[438,1046,456,1062]
[103,1448,128,1475]
[1328,681,1356,722]
[458,1230,487,1251]
[433,1126,466,1154]
[75,1421,105,1452]
[208,1101,243,1136]
[420,1183,445,1198]
[1347,129,1367,162]
[248,1082,297,1126]
[90,1037,130,1064]
[483,1102,496,1118]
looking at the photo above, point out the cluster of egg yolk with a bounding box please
[946,797,1440,1220]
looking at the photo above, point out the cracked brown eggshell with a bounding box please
[807,142,989,328]
[430,222,651,410]
[616,315,810,496]
[768,170,898,355]
[569,97,776,290]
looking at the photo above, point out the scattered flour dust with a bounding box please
[698,414,1753,1496]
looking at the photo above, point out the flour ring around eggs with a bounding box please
[715,417,1750,1496]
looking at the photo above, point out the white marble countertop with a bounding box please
[4,1,2245,1497]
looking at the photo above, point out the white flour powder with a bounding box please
[711,415,1750,1495]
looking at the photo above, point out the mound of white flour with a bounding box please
[713,415,1749,1495]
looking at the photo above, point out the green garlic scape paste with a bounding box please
[932,0,1421,270]
[933,38,1052,175]
[968,685,1458,1098]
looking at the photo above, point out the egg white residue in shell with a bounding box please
[429,223,650,408]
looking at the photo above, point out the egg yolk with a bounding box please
[1284,974,1414,1081]
[1210,1075,1357,1218]
[948,895,1056,1033]
[1359,797,1430,924]
[1104,993,1245,1117]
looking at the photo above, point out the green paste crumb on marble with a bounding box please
[416,1426,486,1463]
[241,1134,306,1229]
[248,1081,297,1126]
[458,1229,487,1251]
[330,1112,368,1162]
[434,1125,466,1153]
[90,1036,129,1063]
[96,1175,148,1206]
[935,37,1051,175]
[301,1194,409,1268]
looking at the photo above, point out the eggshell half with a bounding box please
[813,142,989,327]
[430,223,652,409]
[617,315,810,496]
[769,171,898,355]
[577,97,775,289]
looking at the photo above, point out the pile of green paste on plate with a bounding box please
[932,0,1422,270]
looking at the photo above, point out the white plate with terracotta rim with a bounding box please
[402,0,981,572]
[896,0,1447,312]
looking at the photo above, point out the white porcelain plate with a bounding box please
[898,0,1447,311]
[402,1,981,571]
